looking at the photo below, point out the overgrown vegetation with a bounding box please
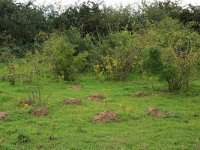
[1,0,200,91]
[1,0,200,149]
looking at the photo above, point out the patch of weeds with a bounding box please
[182,90,200,97]
[49,123,57,141]
[103,89,111,110]
[193,138,200,150]
[122,87,134,96]
[119,103,135,119]
[120,143,133,150]
[182,84,200,97]
[48,123,58,150]
[0,93,13,102]
[0,90,4,94]
[73,117,84,132]
[36,144,45,149]
[14,88,29,93]
[122,93,131,96]
[16,130,31,144]
[166,112,182,118]
[103,98,111,111]
[0,137,3,148]
[19,103,34,114]
[123,87,134,91]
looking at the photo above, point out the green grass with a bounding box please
[0,72,200,150]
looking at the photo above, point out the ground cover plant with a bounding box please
[1,0,200,149]
[1,71,200,149]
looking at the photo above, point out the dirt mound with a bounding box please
[31,108,48,116]
[92,111,120,123]
[19,99,34,106]
[146,107,167,117]
[88,93,105,100]
[69,85,82,90]
[64,98,82,105]
[0,112,9,120]
[134,92,148,97]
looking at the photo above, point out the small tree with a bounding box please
[144,18,200,92]
[43,32,88,81]
[3,50,50,105]
[94,31,142,80]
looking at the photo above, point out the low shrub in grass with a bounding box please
[94,31,143,80]
[144,18,200,92]
[43,32,88,81]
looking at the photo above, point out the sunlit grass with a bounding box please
[0,72,200,149]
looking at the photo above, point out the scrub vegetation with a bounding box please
[1,0,200,149]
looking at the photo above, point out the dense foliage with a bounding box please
[42,32,88,81]
[1,0,200,91]
[94,31,142,80]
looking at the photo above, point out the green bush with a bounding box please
[94,31,143,80]
[0,47,14,63]
[16,130,31,144]
[43,32,88,81]
[3,50,50,105]
[144,47,163,74]
[144,18,200,92]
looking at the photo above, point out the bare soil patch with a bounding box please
[92,111,120,123]
[0,112,9,120]
[88,93,105,100]
[31,108,48,116]
[134,92,148,97]
[146,107,167,117]
[69,85,82,90]
[64,98,82,105]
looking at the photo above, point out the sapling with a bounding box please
[74,118,84,132]
[49,123,57,141]
[103,89,111,110]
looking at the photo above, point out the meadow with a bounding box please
[0,69,200,150]
[1,1,200,149]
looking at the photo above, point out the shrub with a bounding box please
[0,47,14,63]
[42,32,88,81]
[94,55,125,80]
[3,50,50,104]
[144,47,163,74]
[65,27,92,55]
[16,130,31,144]
[94,31,142,80]
[161,48,198,92]
[3,62,19,85]
[144,18,200,92]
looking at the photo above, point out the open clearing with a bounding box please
[0,73,200,150]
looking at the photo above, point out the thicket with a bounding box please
[42,31,88,81]
[1,0,200,92]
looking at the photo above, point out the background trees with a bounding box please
[1,0,200,92]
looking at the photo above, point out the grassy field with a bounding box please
[0,69,200,150]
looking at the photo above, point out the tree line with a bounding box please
[1,0,200,92]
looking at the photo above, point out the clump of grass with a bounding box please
[16,130,31,144]
[0,137,3,147]
[73,118,84,132]
[49,123,57,141]
[119,103,135,119]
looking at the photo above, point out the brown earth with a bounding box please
[0,112,9,120]
[146,107,167,117]
[31,108,48,116]
[92,111,120,123]
[88,93,105,100]
[69,85,82,90]
[64,98,82,105]
[134,92,148,97]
